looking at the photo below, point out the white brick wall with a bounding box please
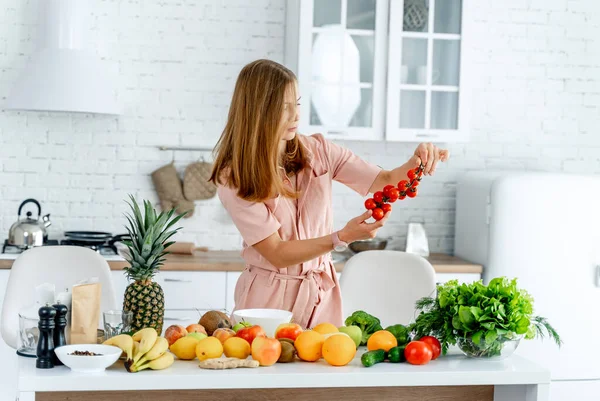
[1,0,599,254]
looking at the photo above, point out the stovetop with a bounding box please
[2,239,119,256]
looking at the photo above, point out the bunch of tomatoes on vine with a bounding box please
[365,164,425,221]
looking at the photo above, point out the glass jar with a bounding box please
[17,313,40,357]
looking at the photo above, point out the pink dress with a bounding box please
[217,133,382,329]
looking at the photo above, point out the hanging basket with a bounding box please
[403,0,428,32]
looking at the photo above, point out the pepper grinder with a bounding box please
[36,304,56,369]
[52,302,68,366]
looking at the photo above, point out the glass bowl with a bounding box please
[457,334,521,360]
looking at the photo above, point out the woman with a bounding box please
[209,59,448,328]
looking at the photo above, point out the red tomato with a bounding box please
[406,188,418,198]
[373,191,384,203]
[381,203,392,213]
[404,341,433,365]
[397,180,409,191]
[372,208,384,221]
[407,169,416,181]
[364,198,377,210]
[383,185,395,199]
[419,336,441,360]
[411,179,420,187]
[387,188,400,203]
[236,325,266,346]
[398,192,407,200]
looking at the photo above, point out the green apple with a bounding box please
[338,325,362,348]
[232,320,252,333]
[186,332,207,341]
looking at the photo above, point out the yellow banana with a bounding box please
[132,341,140,357]
[132,328,158,364]
[103,334,133,362]
[129,351,174,372]
[135,337,168,366]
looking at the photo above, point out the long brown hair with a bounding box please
[209,59,308,202]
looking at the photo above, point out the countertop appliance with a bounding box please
[454,171,600,401]
[7,199,51,248]
[2,232,128,256]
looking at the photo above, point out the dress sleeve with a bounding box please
[216,184,281,246]
[314,134,382,196]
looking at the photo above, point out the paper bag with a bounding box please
[70,282,102,344]
[405,222,430,257]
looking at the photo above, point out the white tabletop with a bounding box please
[18,351,550,393]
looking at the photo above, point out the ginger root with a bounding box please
[198,357,259,370]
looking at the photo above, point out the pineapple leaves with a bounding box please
[122,194,186,281]
[126,195,146,237]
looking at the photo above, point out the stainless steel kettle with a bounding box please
[8,199,51,248]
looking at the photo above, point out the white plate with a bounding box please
[54,344,122,373]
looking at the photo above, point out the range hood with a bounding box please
[5,0,121,115]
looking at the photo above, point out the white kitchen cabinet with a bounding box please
[285,0,471,143]
[285,0,389,141]
[111,270,227,312]
[156,271,226,311]
[0,269,18,401]
[226,271,242,313]
[386,0,471,142]
[435,272,481,285]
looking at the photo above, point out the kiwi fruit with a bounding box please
[199,310,232,336]
[278,339,296,363]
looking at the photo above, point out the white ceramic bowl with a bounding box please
[233,308,293,337]
[54,344,122,373]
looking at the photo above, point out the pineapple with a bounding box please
[122,195,187,335]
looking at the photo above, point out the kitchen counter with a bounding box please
[0,251,482,274]
[18,352,549,401]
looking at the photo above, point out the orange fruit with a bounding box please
[312,322,339,335]
[223,337,251,359]
[195,337,223,361]
[367,330,398,352]
[295,330,325,362]
[322,334,357,366]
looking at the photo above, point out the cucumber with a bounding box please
[361,349,386,367]
[387,345,407,363]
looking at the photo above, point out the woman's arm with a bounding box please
[253,210,389,269]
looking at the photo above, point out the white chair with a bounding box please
[339,250,437,328]
[1,246,118,349]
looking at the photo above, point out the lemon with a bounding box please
[195,337,223,361]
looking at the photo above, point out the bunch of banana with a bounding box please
[103,328,174,373]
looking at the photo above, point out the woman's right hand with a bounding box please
[338,209,390,244]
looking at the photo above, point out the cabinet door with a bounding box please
[155,271,226,311]
[289,0,389,141]
[226,272,242,313]
[386,0,471,142]
[113,271,227,312]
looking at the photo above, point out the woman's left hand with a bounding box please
[407,143,449,176]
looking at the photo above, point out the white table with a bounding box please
[18,351,550,401]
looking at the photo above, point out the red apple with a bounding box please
[275,323,303,341]
[165,325,187,346]
[236,325,266,346]
[251,336,282,366]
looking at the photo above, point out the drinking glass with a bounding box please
[103,310,133,340]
